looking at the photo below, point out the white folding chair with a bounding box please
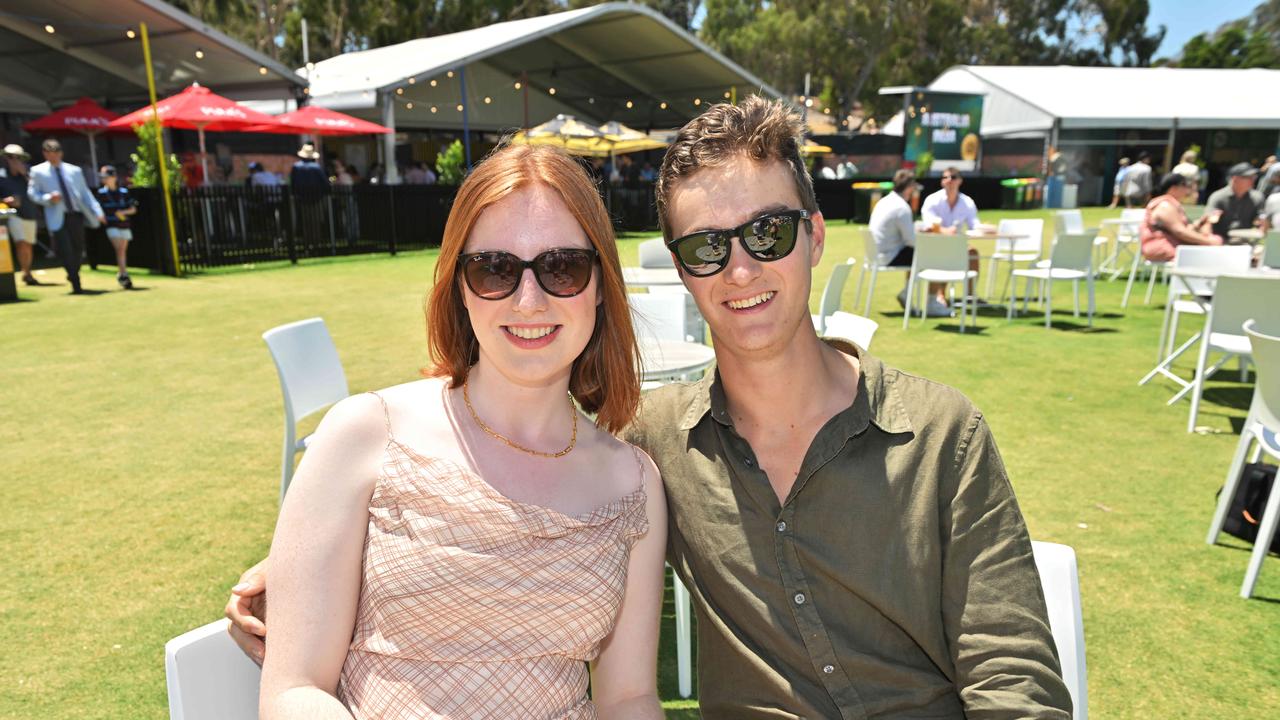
[904,233,977,332]
[986,218,1044,302]
[812,258,856,334]
[1206,320,1280,598]
[1185,275,1280,432]
[638,237,674,268]
[1153,246,1252,364]
[165,620,261,720]
[1120,244,1168,309]
[853,228,911,316]
[821,311,879,350]
[1010,233,1095,328]
[1031,541,1088,720]
[263,318,350,503]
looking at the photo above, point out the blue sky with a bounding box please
[1150,0,1262,58]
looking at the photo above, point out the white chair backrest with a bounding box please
[262,318,349,426]
[818,259,856,321]
[1117,208,1145,239]
[1208,275,1280,338]
[913,233,970,273]
[1171,245,1253,297]
[1031,541,1088,720]
[1264,231,1280,269]
[861,228,883,267]
[638,238,674,268]
[1048,233,1094,273]
[997,218,1045,255]
[1245,319,1280,433]
[165,620,261,720]
[822,311,879,350]
[1055,210,1084,237]
[630,293,692,343]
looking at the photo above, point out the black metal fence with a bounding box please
[86,182,663,273]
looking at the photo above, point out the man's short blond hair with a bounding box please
[656,96,818,241]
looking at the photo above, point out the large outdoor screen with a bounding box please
[902,91,984,173]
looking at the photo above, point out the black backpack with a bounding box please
[1217,463,1280,554]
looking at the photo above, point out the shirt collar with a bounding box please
[679,340,914,436]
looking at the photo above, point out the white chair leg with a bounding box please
[958,288,968,334]
[864,267,878,318]
[1239,355,1249,382]
[1121,251,1142,309]
[1144,263,1162,305]
[985,257,997,299]
[281,427,297,505]
[1207,427,1256,545]
[1157,285,1176,361]
[673,569,693,697]
[1187,335,1214,433]
[1072,279,1080,318]
[902,272,916,330]
[854,266,867,317]
[1087,276,1095,327]
[1240,465,1280,598]
[1044,279,1053,329]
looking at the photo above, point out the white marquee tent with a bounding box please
[304,2,784,182]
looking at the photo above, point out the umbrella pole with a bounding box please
[198,125,210,186]
[87,132,100,186]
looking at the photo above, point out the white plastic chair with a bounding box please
[1263,231,1280,269]
[1054,210,1104,270]
[263,318,350,503]
[812,258,856,333]
[986,218,1045,302]
[1010,233,1095,328]
[1205,320,1280,598]
[1120,239,1168,309]
[904,233,978,332]
[821,311,879,349]
[638,237,674,268]
[1103,208,1146,278]
[853,228,911,316]
[1185,275,1280,432]
[1154,246,1252,364]
[1031,541,1089,720]
[165,620,261,720]
[630,293,697,344]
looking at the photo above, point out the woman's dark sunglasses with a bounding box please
[665,209,811,277]
[459,248,599,300]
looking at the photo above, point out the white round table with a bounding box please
[623,266,683,288]
[639,338,715,382]
[1227,228,1265,243]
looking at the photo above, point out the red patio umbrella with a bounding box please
[24,98,124,181]
[242,105,392,136]
[109,84,280,184]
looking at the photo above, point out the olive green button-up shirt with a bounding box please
[624,343,1071,719]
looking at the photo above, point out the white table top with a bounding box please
[1228,228,1265,241]
[1100,217,1142,225]
[623,266,683,287]
[1165,266,1280,280]
[965,230,1028,240]
[639,338,715,380]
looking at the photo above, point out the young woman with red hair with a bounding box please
[258,145,666,720]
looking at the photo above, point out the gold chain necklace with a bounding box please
[462,379,577,458]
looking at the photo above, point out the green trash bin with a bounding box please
[999,178,1043,210]
[851,181,893,223]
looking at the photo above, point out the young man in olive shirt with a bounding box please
[227,98,1070,719]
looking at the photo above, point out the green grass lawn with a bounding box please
[2,206,1276,718]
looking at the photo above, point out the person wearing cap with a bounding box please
[95,165,137,289]
[1205,163,1267,239]
[0,143,40,285]
[28,138,105,294]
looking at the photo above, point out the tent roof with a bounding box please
[305,2,784,131]
[0,0,305,111]
[929,65,1280,134]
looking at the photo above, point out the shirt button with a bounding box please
[776,521,787,532]
[744,457,754,467]
[794,593,806,605]
[822,664,835,674]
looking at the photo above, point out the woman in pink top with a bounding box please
[1140,172,1223,262]
[257,145,667,720]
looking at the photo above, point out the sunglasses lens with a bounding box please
[534,249,596,297]
[744,213,797,260]
[672,232,730,276]
[463,253,519,299]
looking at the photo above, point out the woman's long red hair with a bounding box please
[425,144,640,434]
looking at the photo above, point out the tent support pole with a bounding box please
[140,22,181,277]
[1164,120,1177,173]
[460,66,472,170]
[381,93,399,185]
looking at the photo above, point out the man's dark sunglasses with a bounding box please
[459,248,598,300]
[666,209,811,277]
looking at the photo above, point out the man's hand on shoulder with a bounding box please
[225,558,268,665]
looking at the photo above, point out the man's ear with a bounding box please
[808,210,826,268]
